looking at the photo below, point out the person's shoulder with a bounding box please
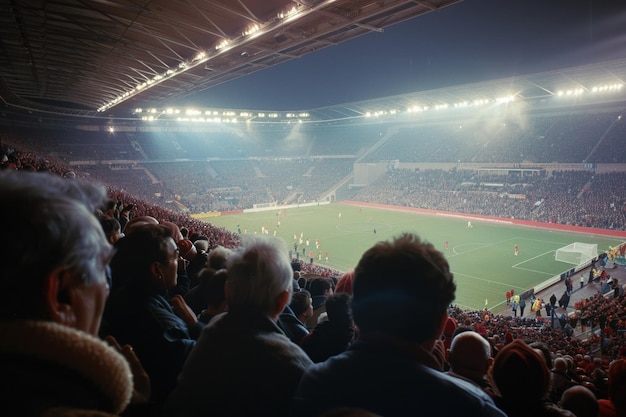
[425,365,491,395]
[201,311,228,330]
[259,323,303,346]
[597,398,617,417]
[295,355,506,417]
[141,292,179,317]
[279,309,299,323]
[377,365,504,416]
[299,345,353,372]
[257,329,313,368]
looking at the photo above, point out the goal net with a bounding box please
[555,242,598,265]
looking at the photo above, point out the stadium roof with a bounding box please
[306,59,626,122]
[0,0,463,118]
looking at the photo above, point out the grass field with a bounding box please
[197,203,624,313]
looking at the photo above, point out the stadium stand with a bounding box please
[2,80,626,417]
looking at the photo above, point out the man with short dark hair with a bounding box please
[279,289,312,344]
[290,233,505,417]
[305,276,333,330]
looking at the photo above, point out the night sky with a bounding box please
[183,0,626,111]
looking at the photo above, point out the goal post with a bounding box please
[555,242,598,265]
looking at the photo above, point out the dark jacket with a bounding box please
[291,338,506,417]
[165,310,312,417]
[103,284,202,403]
[300,319,355,363]
[278,305,310,345]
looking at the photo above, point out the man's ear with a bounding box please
[44,268,77,327]
[150,261,163,280]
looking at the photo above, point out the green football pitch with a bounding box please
[197,203,624,313]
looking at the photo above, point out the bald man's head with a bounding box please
[560,385,598,417]
[448,331,493,380]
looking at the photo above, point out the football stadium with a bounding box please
[2,1,626,415]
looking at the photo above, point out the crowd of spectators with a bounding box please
[4,106,625,220]
[88,158,355,212]
[0,146,240,249]
[4,81,626,417]
[7,147,624,231]
[354,168,626,230]
[446,289,626,366]
[2,147,626,416]
[360,109,624,164]
[0,127,142,161]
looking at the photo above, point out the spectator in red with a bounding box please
[335,270,354,295]
[598,359,626,417]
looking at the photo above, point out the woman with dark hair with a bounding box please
[103,224,203,410]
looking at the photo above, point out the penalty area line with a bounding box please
[512,250,555,267]
[512,250,556,276]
